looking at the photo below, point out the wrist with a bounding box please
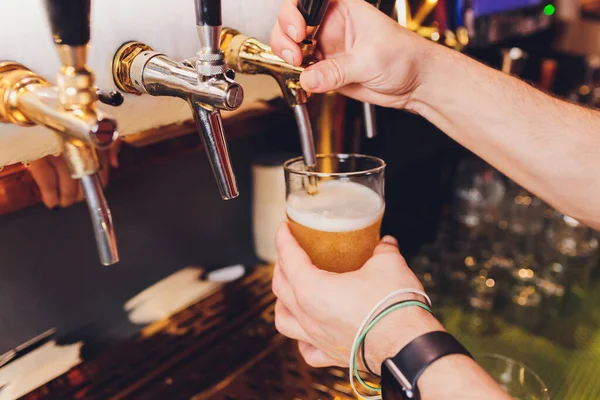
[406,39,454,115]
[364,305,444,375]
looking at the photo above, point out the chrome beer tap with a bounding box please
[0,0,120,266]
[112,0,243,200]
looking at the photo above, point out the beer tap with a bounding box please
[219,0,333,169]
[112,0,244,200]
[0,0,120,266]
[501,47,528,77]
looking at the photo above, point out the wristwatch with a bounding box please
[380,331,472,400]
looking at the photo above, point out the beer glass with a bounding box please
[283,154,386,273]
[478,354,549,400]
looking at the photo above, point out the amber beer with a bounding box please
[284,154,386,273]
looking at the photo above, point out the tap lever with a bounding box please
[96,89,124,107]
[195,0,227,76]
[501,48,528,77]
[44,0,91,46]
[298,0,332,33]
[195,0,222,27]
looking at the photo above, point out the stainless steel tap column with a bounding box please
[112,1,244,200]
[296,0,332,168]
[194,0,240,199]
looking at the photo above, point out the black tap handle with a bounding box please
[195,0,222,27]
[44,0,91,46]
[96,89,124,107]
[365,0,381,7]
[298,0,331,27]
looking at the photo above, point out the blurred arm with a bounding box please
[411,45,600,229]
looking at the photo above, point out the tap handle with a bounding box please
[195,0,222,27]
[501,47,528,77]
[298,0,331,32]
[539,59,558,92]
[96,89,124,107]
[379,0,397,18]
[44,0,91,46]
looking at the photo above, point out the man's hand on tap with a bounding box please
[270,0,430,109]
[29,141,121,209]
[272,0,600,229]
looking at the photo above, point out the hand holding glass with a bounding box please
[284,154,386,273]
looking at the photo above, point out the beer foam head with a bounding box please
[287,181,384,232]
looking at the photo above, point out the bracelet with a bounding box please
[348,288,433,400]
[360,300,433,376]
[354,300,433,392]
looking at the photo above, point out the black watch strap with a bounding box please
[381,331,472,400]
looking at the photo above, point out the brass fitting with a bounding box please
[112,41,153,95]
[219,28,307,107]
[0,62,50,125]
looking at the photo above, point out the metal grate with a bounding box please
[209,340,358,400]
[19,266,364,400]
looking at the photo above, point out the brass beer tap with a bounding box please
[219,0,334,171]
[112,0,243,200]
[0,0,120,266]
[218,29,309,151]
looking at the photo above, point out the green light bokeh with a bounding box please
[544,4,556,16]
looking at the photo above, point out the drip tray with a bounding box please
[21,266,360,400]
[208,340,356,400]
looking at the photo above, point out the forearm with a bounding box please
[368,309,509,400]
[410,43,600,228]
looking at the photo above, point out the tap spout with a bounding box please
[80,174,119,266]
[190,98,239,200]
[293,105,317,168]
